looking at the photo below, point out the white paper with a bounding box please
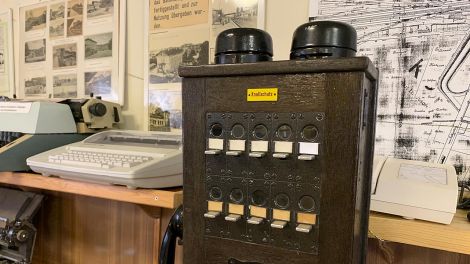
[399,164,447,185]
[0,102,32,113]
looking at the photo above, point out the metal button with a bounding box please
[225,214,242,222]
[271,220,287,229]
[204,211,220,219]
[249,152,265,158]
[296,224,312,233]
[226,150,242,156]
[273,153,289,159]
[298,154,315,161]
[205,149,221,155]
[247,217,263,225]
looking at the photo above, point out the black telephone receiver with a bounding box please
[159,205,183,264]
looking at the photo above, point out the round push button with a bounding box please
[253,124,268,140]
[209,186,223,201]
[298,195,316,212]
[302,125,319,141]
[277,125,292,140]
[231,124,245,139]
[251,190,267,207]
[230,188,244,204]
[274,193,290,209]
[210,123,223,137]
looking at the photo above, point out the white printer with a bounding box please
[371,156,458,224]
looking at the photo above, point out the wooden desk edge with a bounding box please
[0,172,183,209]
[2,173,469,254]
[369,211,470,255]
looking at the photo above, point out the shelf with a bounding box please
[0,172,183,209]
[369,210,470,255]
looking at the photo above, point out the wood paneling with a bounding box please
[367,239,470,264]
[22,190,178,264]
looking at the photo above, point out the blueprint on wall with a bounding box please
[310,0,470,179]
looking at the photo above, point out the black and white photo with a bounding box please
[50,3,65,21]
[25,76,46,95]
[87,0,114,19]
[25,6,47,32]
[67,0,83,37]
[53,73,77,98]
[148,89,182,132]
[25,39,46,63]
[50,20,65,39]
[67,16,83,37]
[85,32,113,60]
[53,43,77,69]
[85,71,111,95]
[149,28,209,84]
[68,0,84,17]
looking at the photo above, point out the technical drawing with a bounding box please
[311,0,470,178]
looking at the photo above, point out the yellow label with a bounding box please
[247,88,278,102]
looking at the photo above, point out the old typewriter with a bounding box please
[0,188,44,264]
[0,97,122,172]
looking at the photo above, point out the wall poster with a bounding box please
[0,9,15,97]
[310,0,470,178]
[144,0,265,132]
[18,0,126,104]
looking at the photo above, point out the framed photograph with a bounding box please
[53,73,77,98]
[17,0,126,105]
[0,9,15,97]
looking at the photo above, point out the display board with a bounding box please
[17,0,126,104]
[0,9,14,97]
[310,0,470,178]
[144,0,265,133]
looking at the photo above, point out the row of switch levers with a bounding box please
[204,201,317,234]
[205,138,319,160]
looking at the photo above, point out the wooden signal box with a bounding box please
[180,57,378,264]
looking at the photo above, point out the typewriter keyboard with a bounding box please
[0,132,23,148]
[48,150,154,169]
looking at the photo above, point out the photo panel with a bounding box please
[18,0,125,103]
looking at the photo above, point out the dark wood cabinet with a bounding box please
[181,57,378,264]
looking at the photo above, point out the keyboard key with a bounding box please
[61,160,102,168]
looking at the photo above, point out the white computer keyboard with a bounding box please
[27,130,183,189]
[47,149,154,169]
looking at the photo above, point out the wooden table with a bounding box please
[2,172,470,263]
[368,210,470,263]
[369,210,470,255]
[0,172,183,264]
[0,172,182,208]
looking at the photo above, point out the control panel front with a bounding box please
[203,112,325,254]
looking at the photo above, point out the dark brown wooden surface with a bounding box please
[179,57,378,80]
[0,187,182,264]
[367,239,470,264]
[182,57,378,264]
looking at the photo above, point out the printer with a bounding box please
[0,98,122,172]
[371,156,459,224]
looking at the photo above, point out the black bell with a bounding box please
[215,28,273,64]
[290,21,357,59]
